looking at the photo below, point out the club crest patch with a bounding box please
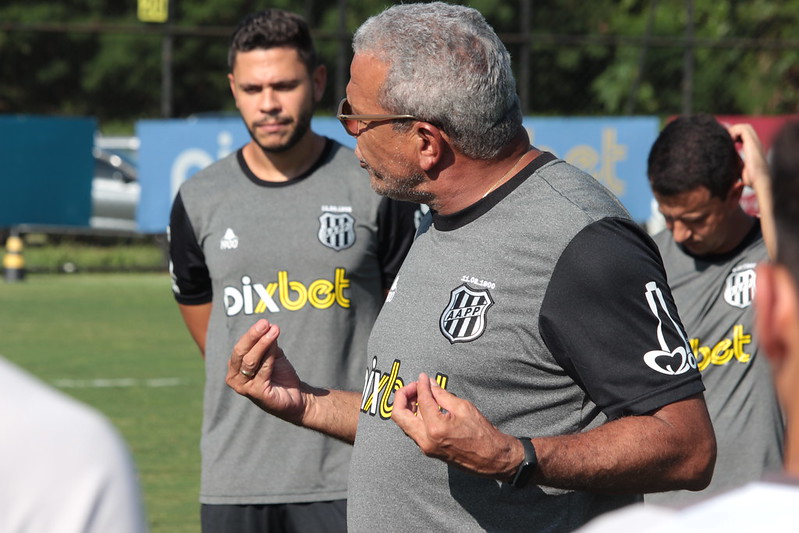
[724,264,756,309]
[318,212,355,251]
[439,283,494,344]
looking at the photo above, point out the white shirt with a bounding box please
[578,480,799,533]
[0,357,147,533]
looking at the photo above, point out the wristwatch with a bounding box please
[509,437,537,488]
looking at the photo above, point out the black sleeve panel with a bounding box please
[539,217,704,420]
[376,198,419,290]
[168,192,213,305]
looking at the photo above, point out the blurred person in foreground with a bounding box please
[0,356,147,533]
[226,3,716,531]
[167,9,417,533]
[576,120,799,532]
[645,115,783,507]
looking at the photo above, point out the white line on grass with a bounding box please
[53,377,189,389]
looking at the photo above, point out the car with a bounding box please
[91,137,140,232]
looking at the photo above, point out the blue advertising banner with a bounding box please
[523,117,659,223]
[135,117,355,233]
[136,118,248,233]
[136,116,658,233]
[0,115,95,227]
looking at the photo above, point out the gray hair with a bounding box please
[353,2,521,159]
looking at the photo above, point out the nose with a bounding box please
[259,89,280,114]
[670,220,692,244]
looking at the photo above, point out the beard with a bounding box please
[362,157,432,204]
[246,101,314,154]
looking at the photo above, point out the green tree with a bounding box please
[3,0,799,128]
[590,0,799,115]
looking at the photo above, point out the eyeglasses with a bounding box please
[336,98,420,137]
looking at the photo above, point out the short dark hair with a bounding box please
[228,9,317,72]
[647,114,742,199]
[770,120,799,285]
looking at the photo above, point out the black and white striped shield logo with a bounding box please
[439,284,494,344]
[318,212,356,251]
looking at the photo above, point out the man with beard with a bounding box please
[226,4,716,531]
[168,9,417,533]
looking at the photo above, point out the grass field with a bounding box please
[0,273,204,532]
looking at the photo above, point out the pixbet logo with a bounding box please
[691,324,753,371]
[360,356,449,419]
[224,269,350,315]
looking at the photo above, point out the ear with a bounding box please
[727,179,745,205]
[228,73,239,107]
[312,64,327,103]
[414,123,447,172]
[755,263,796,367]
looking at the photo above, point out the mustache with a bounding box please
[253,116,292,127]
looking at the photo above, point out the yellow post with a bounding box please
[3,232,26,282]
[138,0,170,23]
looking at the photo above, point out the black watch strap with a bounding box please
[509,437,537,488]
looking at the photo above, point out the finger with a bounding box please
[427,380,458,413]
[229,321,276,383]
[726,123,741,141]
[416,372,446,421]
[727,124,752,145]
[244,324,280,378]
[730,124,761,149]
[393,381,419,413]
[391,381,424,434]
[231,319,271,370]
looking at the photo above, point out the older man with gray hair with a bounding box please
[227,3,716,531]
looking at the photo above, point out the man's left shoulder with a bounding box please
[535,158,631,221]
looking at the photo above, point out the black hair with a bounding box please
[228,9,317,72]
[647,114,742,199]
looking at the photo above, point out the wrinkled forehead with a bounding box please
[346,53,391,111]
